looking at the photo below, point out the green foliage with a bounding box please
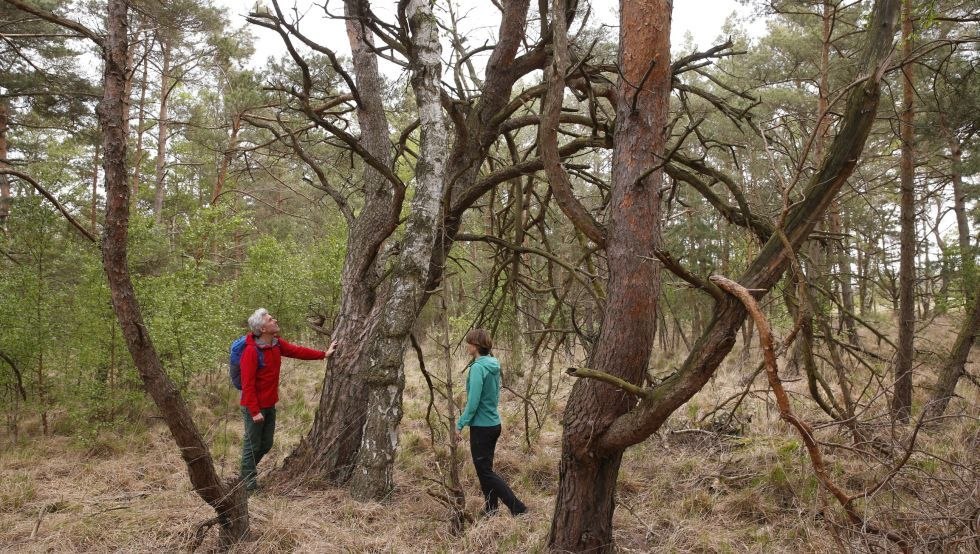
[0,188,344,444]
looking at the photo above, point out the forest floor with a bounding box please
[1,320,978,553]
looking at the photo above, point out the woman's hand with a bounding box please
[325,340,339,358]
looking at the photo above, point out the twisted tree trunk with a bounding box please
[348,0,448,500]
[280,0,544,495]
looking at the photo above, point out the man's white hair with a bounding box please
[248,308,269,335]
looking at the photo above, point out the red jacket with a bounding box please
[240,333,325,416]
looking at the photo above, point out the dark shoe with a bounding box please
[511,505,528,516]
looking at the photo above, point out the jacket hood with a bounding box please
[477,355,500,375]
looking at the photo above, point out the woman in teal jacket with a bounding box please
[456,329,527,516]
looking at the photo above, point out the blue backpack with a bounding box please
[229,336,265,390]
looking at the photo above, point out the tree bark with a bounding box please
[548,0,670,550]
[98,0,247,544]
[893,0,915,423]
[153,36,171,222]
[91,142,100,233]
[348,0,448,500]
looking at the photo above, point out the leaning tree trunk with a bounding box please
[893,1,915,423]
[348,0,448,500]
[547,0,670,549]
[98,0,247,544]
[948,136,975,303]
[926,294,980,418]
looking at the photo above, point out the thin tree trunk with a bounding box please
[348,0,448,500]
[132,40,149,201]
[920,217,931,317]
[212,114,240,204]
[98,1,248,543]
[893,1,915,423]
[831,209,858,342]
[36,251,48,435]
[0,99,10,232]
[948,137,974,303]
[153,37,171,222]
[857,243,869,315]
[548,0,670,549]
[818,1,856,344]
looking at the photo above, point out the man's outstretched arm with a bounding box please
[279,338,337,360]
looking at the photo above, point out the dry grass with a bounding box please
[1,321,977,552]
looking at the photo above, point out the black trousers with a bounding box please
[469,425,526,515]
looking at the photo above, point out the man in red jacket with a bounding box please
[240,307,337,491]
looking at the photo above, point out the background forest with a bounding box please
[0,0,977,551]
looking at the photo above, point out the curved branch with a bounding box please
[455,233,595,289]
[538,0,607,248]
[3,0,104,48]
[0,349,27,401]
[711,274,910,552]
[664,163,772,243]
[451,135,609,218]
[242,114,355,225]
[0,168,97,242]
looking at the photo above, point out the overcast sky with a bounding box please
[214,0,761,71]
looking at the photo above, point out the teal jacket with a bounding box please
[456,355,502,430]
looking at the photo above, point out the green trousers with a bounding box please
[240,406,276,490]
